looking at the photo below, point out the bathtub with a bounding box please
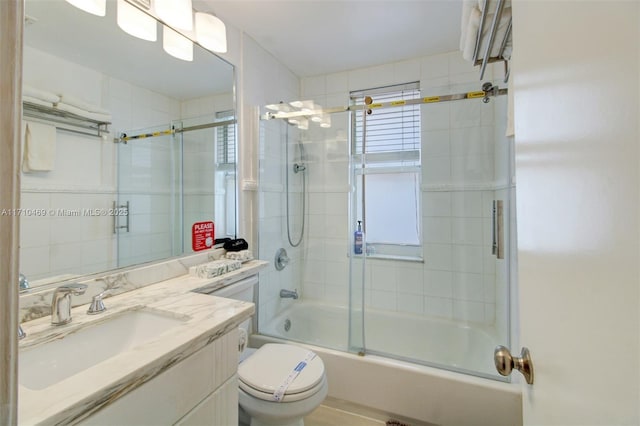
[253,302,522,426]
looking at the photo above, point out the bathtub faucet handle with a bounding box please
[279,289,298,300]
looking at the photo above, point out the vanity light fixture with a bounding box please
[297,117,309,130]
[117,0,157,41]
[289,100,315,112]
[266,103,293,112]
[195,12,227,53]
[64,0,106,16]
[320,114,332,128]
[163,25,193,61]
[155,0,193,30]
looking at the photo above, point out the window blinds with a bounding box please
[352,82,421,162]
[216,110,235,166]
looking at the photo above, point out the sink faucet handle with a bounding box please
[18,325,26,340]
[87,289,112,315]
[19,273,30,291]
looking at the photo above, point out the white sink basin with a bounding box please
[19,310,185,391]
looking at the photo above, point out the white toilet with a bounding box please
[205,276,328,426]
[238,343,328,426]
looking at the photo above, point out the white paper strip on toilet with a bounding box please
[272,351,317,402]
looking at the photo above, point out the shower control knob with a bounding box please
[275,248,290,271]
[494,345,534,384]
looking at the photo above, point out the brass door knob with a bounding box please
[494,346,534,384]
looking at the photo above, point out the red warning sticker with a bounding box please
[192,221,215,251]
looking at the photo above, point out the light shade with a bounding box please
[155,0,193,30]
[163,25,193,61]
[320,115,332,128]
[117,0,157,41]
[64,0,106,16]
[290,100,315,112]
[297,118,309,130]
[195,12,227,53]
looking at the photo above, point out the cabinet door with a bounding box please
[176,376,238,426]
[80,330,238,425]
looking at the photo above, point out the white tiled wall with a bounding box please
[244,33,302,328]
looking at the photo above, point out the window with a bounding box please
[216,110,236,169]
[351,83,422,259]
[215,110,236,237]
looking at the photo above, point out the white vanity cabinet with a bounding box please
[80,329,239,425]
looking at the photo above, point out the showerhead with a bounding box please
[293,163,306,173]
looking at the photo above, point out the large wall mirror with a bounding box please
[19,0,237,291]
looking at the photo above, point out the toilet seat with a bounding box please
[238,344,325,402]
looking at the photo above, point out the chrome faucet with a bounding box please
[279,289,299,300]
[51,283,87,325]
[19,273,29,291]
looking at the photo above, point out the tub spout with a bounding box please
[280,289,298,300]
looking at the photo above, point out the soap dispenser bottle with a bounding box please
[354,221,363,254]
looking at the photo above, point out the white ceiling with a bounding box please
[207,0,464,77]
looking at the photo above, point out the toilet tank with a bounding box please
[199,275,258,338]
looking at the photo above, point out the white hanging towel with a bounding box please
[22,120,57,172]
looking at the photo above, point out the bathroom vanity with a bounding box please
[17,259,268,425]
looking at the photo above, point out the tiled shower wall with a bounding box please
[295,51,512,328]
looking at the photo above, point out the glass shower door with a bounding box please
[350,85,512,379]
[116,123,183,268]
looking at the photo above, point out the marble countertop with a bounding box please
[18,260,268,425]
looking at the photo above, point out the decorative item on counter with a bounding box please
[214,237,232,247]
[189,258,242,279]
[225,249,253,263]
[223,238,249,252]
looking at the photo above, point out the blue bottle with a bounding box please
[354,221,363,254]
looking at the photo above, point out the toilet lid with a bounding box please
[238,344,325,397]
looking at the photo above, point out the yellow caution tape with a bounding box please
[390,100,406,106]
[369,103,383,109]
[467,91,485,99]
[423,96,440,103]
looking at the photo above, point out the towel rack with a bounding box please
[472,0,513,82]
[22,101,111,138]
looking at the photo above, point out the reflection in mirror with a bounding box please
[19,0,236,289]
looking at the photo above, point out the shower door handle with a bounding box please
[113,201,130,233]
[492,200,504,259]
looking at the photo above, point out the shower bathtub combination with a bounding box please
[256,73,520,425]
